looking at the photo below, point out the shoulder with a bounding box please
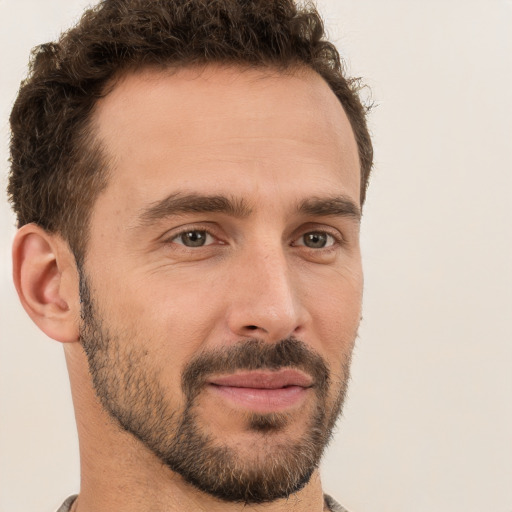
[324,493,351,512]
[56,495,77,512]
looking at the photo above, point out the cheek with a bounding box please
[303,264,362,364]
[325,271,362,332]
[100,271,225,361]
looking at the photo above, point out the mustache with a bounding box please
[181,337,330,401]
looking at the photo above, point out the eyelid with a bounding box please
[161,223,224,246]
[159,222,345,249]
[291,225,345,247]
[293,231,337,248]
[171,230,215,246]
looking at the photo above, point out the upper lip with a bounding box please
[207,369,313,389]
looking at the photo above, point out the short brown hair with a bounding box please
[8,0,373,263]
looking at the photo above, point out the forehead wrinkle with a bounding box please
[136,192,253,228]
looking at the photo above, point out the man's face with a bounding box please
[80,66,362,503]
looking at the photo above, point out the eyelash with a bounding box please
[165,225,343,250]
[293,231,338,249]
[170,228,218,247]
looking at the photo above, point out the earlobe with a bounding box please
[12,224,80,343]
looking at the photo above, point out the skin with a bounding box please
[12,65,362,512]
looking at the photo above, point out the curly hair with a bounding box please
[8,0,373,263]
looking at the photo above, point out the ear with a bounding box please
[12,223,80,343]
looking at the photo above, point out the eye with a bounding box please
[296,231,336,249]
[171,230,215,247]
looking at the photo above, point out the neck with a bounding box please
[64,344,327,512]
[72,471,326,512]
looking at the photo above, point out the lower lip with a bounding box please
[207,384,309,413]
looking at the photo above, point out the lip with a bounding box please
[208,369,313,388]
[206,369,313,413]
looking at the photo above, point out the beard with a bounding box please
[78,271,353,504]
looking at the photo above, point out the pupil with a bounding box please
[182,231,206,247]
[305,232,327,248]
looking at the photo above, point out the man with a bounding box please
[7,0,372,510]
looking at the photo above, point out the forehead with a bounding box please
[90,65,360,217]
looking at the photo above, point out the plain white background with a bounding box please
[1,1,511,511]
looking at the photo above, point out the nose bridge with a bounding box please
[227,237,303,341]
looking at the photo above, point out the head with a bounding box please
[9,0,372,506]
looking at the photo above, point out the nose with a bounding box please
[226,243,308,343]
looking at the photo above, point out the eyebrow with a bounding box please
[137,192,252,226]
[137,192,361,228]
[297,196,361,220]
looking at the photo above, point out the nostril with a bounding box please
[246,325,258,331]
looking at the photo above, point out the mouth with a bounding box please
[206,369,313,413]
